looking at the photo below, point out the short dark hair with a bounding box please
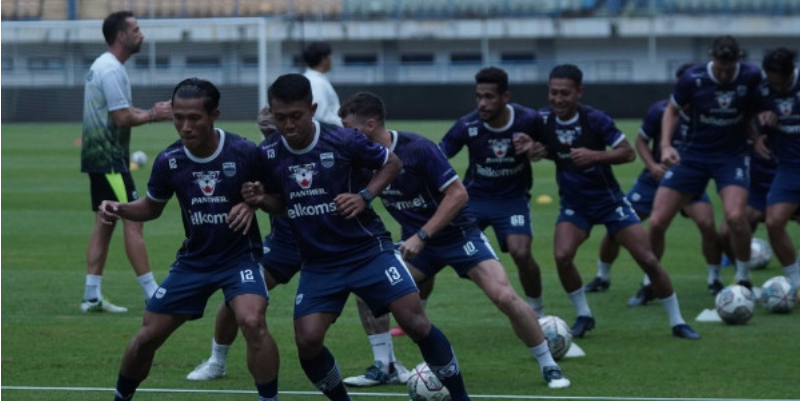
[549,64,583,86]
[171,77,221,114]
[268,74,313,106]
[475,67,509,94]
[675,63,694,79]
[303,42,332,68]
[762,47,797,76]
[711,35,741,62]
[103,11,134,46]
[339,92,386,125]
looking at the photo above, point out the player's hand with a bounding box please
[648,163,669,182]
[513,132,533,154]
[752,134,771,160]
[334,193,368,219]
[152,100,173,121]
[660,146,680,168]
[570,147,598,168]
[398,235,425,260]
[98,201,121,225]
[241,181,265,207]
[228,202,255,234]
[757,110,778,128]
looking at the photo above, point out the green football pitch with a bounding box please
[2,120,798,400]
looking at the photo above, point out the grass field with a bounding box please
[2,119,799,401]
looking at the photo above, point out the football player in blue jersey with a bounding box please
[648,35,762,290]
[244,74,472,401]
[438,67,546,319]
[186,108,303,381]
[514,64,700,340]
[585,64,723,303]
[757,48,800,289]
[102,78,280,401]
[339,92,570,390]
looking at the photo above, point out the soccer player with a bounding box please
[303,41,343,127]
[339,92,570,389]
[439,66,546,318]
[185,108,303,381]
[104,78,280,401]
[584,64,723,303]
[80,11,172,313]
[648,35,762,289]
[757,47,800,289]
[245,74,471,401]
[513,64,700,340]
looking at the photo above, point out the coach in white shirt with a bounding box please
[302,41,343,127]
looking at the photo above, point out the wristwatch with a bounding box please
[359,189,374,204]
[417,229,429,242]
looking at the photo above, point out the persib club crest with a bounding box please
[777,98,795,116]
[468,126,479,137]
[489,139,510,157]
[715,91,735,109]
[222,162,236,177]
[289,163,317,189]
[193,171,221,197]
[320,152,335,168]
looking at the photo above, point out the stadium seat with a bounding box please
[4,0,44,19]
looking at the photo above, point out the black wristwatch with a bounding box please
[417,229,429,242]
[359,189,374,205]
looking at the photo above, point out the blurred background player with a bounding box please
[514,64,700,340]
[339,92,569,389]
[303,41,342,127]
[648,35,762,289]
[439,66,546,318]
[186,107,303,381]
[105,78,279,401]
[80,11,172,313]
[584,64,722,304]
[757,48,800,289]
[246,74,472,401]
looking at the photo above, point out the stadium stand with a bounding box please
[1,0,799,20]
[2,0,43,20]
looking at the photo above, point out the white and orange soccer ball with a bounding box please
[407,362,451,401]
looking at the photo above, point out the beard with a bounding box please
[127,39,142,55]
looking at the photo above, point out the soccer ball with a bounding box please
[407,362,450,401]
[749,238,772,270]
[131,150,148,166]
[760,276,798,313]
[537,315,572,360]
[715,284,756,324]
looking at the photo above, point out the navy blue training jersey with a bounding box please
[147,129,263,271]
[639,99,692,163]
[757,69,800,168]
[671,61,761,156]
[258,121,395,267]
[439,103,537,200]
[379,130,476,243]
[535,106,626,209]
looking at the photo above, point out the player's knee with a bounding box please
[553,248,574,267]
[237,314,266,338]
[764,215,786,233]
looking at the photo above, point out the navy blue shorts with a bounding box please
[262,236,302,284]
[406,227,498,279]
[767,167,800,208]
[660,153,749,195]
[146,260,269,319]
[293,251,418,319]
[626,171,710,216]
[468,196,533,252]
[557,198,641,238]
